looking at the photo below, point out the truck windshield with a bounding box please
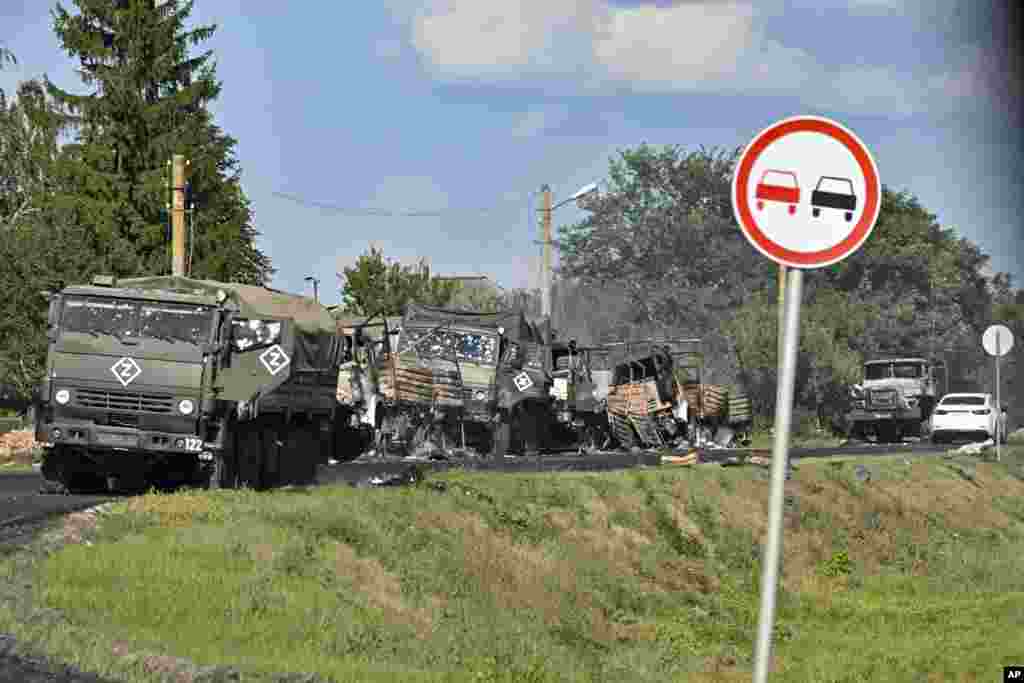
[140,303,213,344]
[62,297,213,345]
[62,297,138,341]
[893,363,923,379]
[864,364,891,380]
[403,328,498,365]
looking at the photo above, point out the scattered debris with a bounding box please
[950,439,993,456]
[355,465,425,488]
[663,451,699,466]
[853,464,872,482]
[713,426,735,448]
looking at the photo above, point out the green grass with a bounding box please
[2,448,1024,682]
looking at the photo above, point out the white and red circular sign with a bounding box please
[731,115,881,268]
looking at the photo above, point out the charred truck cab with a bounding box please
[36,275,341,493]
[543,338,611,453]
[374,304,551,457]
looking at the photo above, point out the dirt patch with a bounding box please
[333,541,435,637]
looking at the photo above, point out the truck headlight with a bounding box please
[474,390,486,400]
[178,399,195,415]
[55,389,70,405]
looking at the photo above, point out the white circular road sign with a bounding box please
[732,115,882,269]
[983,324,1014,357]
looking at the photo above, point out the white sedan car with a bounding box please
[931,393,1006,443]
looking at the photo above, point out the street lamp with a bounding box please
[537,181,601,319]
[304,276,319,303]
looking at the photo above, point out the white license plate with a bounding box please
[183,436,204,452]
[874,413,892,419]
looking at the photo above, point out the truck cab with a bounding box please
[847,357,940,442]
[36,275,340,492]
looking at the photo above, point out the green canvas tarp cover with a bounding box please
[401,303,535,343]
[114,276,338,370]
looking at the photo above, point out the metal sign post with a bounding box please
[982,324,1014,461]
[754,266,801,681]
[731,115,881,682]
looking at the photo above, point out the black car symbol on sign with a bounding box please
[811,176,857,222]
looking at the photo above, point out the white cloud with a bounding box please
[392,0,993,117]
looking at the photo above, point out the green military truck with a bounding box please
[35,275,342,493]
[374,303,552,457]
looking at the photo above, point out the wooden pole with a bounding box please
[541,184,552,320]
[171,154,186,277]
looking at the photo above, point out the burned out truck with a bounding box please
[332,312,403,461]
[35,275,342,492]
[605,339,753,450]
[543,338,612,453]
[372,303,552,457]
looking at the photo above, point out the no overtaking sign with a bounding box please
[732,115,881,269]
[734,116,881,683]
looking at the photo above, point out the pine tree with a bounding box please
[45,0,271,283]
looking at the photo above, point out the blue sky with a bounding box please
[2,0,1022,305]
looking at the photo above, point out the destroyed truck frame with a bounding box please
[604,338,753,450]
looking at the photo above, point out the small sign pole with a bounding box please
[996,334,1001,462]
[753,267,802,683]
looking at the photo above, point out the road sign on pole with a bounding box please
[733,115,881,683]
[732,115,881,269]
[983,324,1014,462]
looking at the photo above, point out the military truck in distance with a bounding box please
[846,357,944,443]
[35,275,342,493]
[373,303,552,457]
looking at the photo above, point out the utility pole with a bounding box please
[171,154,187,277]
[540,184,553,320]
[305,276,320,303]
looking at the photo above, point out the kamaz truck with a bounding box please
[373,303,552,458]
[34,275,342,493]
[845,357,944,443]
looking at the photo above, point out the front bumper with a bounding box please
[847,406,923,422]
[38,419,213,455]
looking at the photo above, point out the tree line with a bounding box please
[0,0,270,399]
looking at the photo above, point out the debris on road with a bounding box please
[950,439,993,456]
[0,429,38,466]
[663,451,699,466]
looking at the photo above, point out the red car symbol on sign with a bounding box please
[755,170,800,215]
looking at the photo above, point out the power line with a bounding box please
[271,190,531,217]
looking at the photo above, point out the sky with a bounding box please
[2,0,1023,306]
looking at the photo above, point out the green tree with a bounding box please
[338,246,461,317]
[44,0,271,282]
[0,80,97,398]
[557,144,773,331]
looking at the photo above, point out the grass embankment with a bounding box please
[3,448,1024,682]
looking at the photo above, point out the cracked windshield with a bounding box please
[139,303,213,344]
[62,298,211,344]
